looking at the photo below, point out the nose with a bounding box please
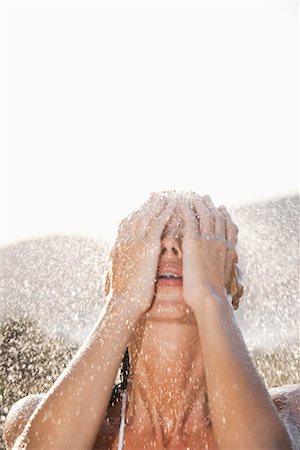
[160,237,183,259]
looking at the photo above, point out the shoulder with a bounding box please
[3,393,45,450]
[269,384,300,449]
[3,387,123,450]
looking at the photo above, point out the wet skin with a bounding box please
[94,237,215,448]
[3,193,299,450]
[105,233,216,449]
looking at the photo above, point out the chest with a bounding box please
[94,419,216,450]
[112,429,216,450]
[93,395,216,450]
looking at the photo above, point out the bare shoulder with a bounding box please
[3,387,123,450]
[269,383,300,449]
[3,393,45,450]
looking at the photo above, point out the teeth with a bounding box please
[158,272,182,279]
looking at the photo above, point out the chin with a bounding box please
[146,288,196,323]
[154,287,185,303]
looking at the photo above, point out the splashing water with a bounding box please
[231,194,299,388]
[0,194,299,448]
[233,195,299,350]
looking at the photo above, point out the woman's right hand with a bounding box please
[106,193,175,318]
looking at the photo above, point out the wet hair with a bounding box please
[109,347,130,406]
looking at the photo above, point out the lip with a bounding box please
[157,263,183,278]
[156,277,183,288]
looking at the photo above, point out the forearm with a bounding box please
[19,298,139,450]
[195,292,292,449]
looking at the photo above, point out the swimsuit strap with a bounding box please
[117,390,126,450]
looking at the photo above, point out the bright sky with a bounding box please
[1,1,299,246]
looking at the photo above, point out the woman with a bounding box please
[4,192,299,449]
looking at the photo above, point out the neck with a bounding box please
[125,317,211,445]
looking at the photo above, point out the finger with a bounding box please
[163,204,185,241]
[214,213,225,240]
[146,192,169,219]
[147,200,176,240]
[137,193,168,235]
[130,192,165,219]
[202,194,215,210]
[218,205,228,241]
[202,195,225,240]
[182,199,199,238]
[219,205,238,246]
[119,193,167,239]
[227,219,238,247]
[120,196,153,234]
[192,196,214,238]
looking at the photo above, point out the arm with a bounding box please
[12,193,174,450]
[13,301,139,450]
[181,194,292,450]
[195,295,292,449]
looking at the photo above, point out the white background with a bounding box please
[1,1,299,246]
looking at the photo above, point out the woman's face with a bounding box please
[145,207,196,324]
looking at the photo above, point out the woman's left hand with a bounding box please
[181,194,238,314]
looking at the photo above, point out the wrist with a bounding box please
[106,293,143,325]
[188,286,232,319]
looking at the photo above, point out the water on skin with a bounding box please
[0,194,299,448]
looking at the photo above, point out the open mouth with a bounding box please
[157,272,183,280]
[156,271,183,289]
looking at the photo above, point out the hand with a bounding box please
[181,194,240,313]
[106,193,175,318]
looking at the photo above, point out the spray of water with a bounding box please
[0,194,299,449]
